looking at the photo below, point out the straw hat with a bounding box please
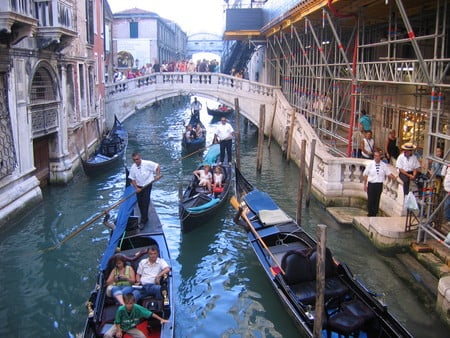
[401,142,416,151]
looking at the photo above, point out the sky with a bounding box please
[107,0,226,36]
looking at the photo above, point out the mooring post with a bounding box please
[286,108,296,162]
[306,139,316,207]
[296,139,306,225]
[256,104,265,172]
[268,100,277,149]
[234,97,241,170]
[313,224,327,338]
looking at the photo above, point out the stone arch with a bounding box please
[29,61,61,185]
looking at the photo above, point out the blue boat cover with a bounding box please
[100,185,137,271]
[203,144,220,165]
[244,190,279,213]
[187,198,220,213]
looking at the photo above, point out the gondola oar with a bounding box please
[230,196,285,275]
[42,176,162,252]
[181,143,215,160]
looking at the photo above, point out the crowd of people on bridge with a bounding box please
[112,58,220,83]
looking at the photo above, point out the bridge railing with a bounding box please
[105,72,276,99]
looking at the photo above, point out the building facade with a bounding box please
[0,0,106,227]
[112,8,187,71]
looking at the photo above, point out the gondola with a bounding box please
[181,113,206,154]
[207,104,234,118]
[83,182,174,338]
[179,144,232,232]
[81,116,128,176]
[231,165,412,338]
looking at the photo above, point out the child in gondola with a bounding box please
[103,293,168,338]
[212,166,224,197]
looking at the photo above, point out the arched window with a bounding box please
[30,65,59,137]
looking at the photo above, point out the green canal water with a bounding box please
[0,97,447,337]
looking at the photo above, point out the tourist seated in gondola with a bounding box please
[103,293,168,338]
[133,245,171,302]
[194,164,212,193]
[105,254,136,305]
[195,123,203,139]
[185,124,196,141]
[212,165,224,194]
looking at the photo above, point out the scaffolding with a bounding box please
[263,0,449,160]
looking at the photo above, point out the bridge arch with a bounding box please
[105,72,277,128]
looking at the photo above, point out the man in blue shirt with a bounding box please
[359,109,372,132]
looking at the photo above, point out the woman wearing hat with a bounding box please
[396,142,421,196]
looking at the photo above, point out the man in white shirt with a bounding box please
[396,142,421,197]
[363,151,397,216]
[190,97,202,124]
[134,245,171,302]
[128,152,160,226]
[214,117,234,164]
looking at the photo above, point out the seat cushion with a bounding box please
[327,309,365,335]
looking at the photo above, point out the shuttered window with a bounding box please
[130,22,138,38]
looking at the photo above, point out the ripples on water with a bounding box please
[0,96,448,337]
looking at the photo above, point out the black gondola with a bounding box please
[179,144,232,232]
[232,165,412,338]
[207,104,234,118]
[83,184,174,338]
[181,113,206,154]
[81,116,128,176]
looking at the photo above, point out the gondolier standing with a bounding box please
[190,97,202,125]
[129,152,161,227]
[363,150,397,216]
[214,117,234,164]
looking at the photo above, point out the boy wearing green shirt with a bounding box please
[104,293,168,338]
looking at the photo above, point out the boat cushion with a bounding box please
[290,277,349,305]
[258,209,292,226]
[281,248,348,305]
[244,190,279,213]
[327,309,365,335]
[187,198,220,213]
[342,299,375,321]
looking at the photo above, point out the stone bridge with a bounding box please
[105,73,276,128]
[105,73,407,225]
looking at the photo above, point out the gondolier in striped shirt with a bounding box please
[363,151,397,217]
[214,117,234,164]
[129,152,160,227]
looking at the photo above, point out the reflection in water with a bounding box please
[0,96,447,337]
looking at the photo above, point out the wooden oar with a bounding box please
[42,176,162,252]
[181,143,214,160]
[230,196,285,274]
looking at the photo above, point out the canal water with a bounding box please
[0,97,447,337]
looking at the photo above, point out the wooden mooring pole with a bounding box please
[256,104,265,172]
[234,98,241,170]
[296,139,306,225]
[306,139,316,207]
[286,109,296,162]
[313,224,327,338]
[268,100,277,149]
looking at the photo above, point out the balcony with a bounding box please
[0,0,38,45]
[34,0,77,50]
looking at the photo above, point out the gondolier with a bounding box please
[129,152,160,226]
[190,97,202,124]
[214,117,234,164]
